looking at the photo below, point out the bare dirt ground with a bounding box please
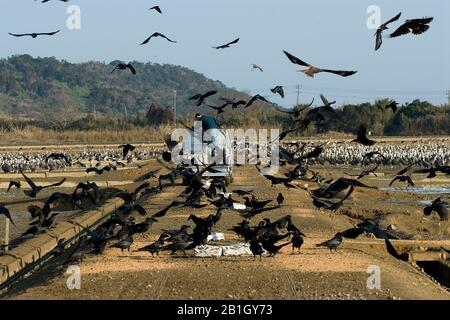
[2,160,449,300]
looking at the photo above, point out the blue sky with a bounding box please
[1,0,449,107]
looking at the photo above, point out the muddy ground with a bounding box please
[1,161,450,300]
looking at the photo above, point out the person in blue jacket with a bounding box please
[194,113,228,163]
[194,113,223,131]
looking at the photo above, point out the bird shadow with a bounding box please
[0,252,71,299]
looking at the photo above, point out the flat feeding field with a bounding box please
[2,160,449,300]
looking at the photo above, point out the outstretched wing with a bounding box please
[320,94,330,106]
[43,178,67,189]
[413,17,434,25]
[382,12,402,27]
[375,29,383,51]
[203,90,218,99]
[340,227,365,239]
[245,94,269,108]
[389,176,400,186]
[283,50,311,67]
[40,30,60,36]
[321,69,357,77]
[134,182,150,195]
[0,206,16,227]
[225,38,240,46]
[157,32,176,43]
[150,6,162,14]
[140,35,153,45]
[152,201,179,218]
[127,64,137,74]
[8,33,29,37]
[390,22,412,38]
[21,172,37,189]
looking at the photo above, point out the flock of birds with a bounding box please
[1,136,448,262]
[2,4,448,268]
[0,147,162,174]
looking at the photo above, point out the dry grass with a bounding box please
[0,126,174,146]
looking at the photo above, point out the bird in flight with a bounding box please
[141,32,176,45]
[189,90,217,106]
[283,50,357,78]
[389,175,415,188]
[271,86,284,98]
[424,197,448,221]
[86,166,112,175]
[7,180,21,192]
[384,100,398,113]
[204,103,228,115]
[119,143,136,159]
[352,124,376,146]
[40,0,69,3]
[319,94,336,107]
[245,94,270,108]
[251,64,263,72]
[8,30,60,39]
[21,173,66,198]
[150,6,162,14]
[45,153,71,165]
[213,38,239,49]
[0,203,16,227]
[374,12,402,51]
[219,98,247,109]
[111,63,136,75]
[390,17,434,38]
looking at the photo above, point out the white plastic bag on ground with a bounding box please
[222,243,253,256]
[207,232,225,242]
[194,245,223,257]
[232,203,246,210]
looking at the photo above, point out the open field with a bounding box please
[1,156,449,300]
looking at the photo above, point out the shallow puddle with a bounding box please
[378,186,450,195]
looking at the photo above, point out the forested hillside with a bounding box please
[0,54,246,119]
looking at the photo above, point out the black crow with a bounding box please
[389,175,415,188]
[7,180,20,192]
[189,90,217,106]
[245,94,270,108]
[390,17,433,38]
[316,233,343,251]
[9,30,60,38]
[149,6,162,14]
[213,37,239,49]
[119,143,136,159]
[0,203,16,227]
[22,172,66,198]
[374,12,402,50]
[352,124,376,146]
[86,166,112,175]
[271,86,284,98]
[45,153,71,165]
[111,63,136,75]
[141,32,176,44]
[424,197,448,221]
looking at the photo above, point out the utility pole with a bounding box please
[124,106,128,123]
[447,90,450,104]
[173,89,177,126]
[296,84,301,105]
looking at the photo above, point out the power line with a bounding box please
[247,84,447,96]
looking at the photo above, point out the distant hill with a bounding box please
[0,54,250,119]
